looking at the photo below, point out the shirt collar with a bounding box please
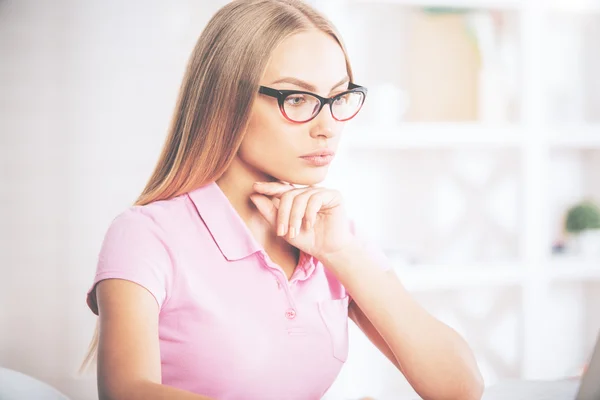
[186,181,317,276]
[187,181,262,261]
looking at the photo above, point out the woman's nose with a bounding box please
[309,106,337,139]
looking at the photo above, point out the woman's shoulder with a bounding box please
[109,192,192,233]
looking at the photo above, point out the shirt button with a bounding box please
[285,308,296,319]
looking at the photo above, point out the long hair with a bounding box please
[80,0,354,372]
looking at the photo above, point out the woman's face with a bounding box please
[238,29,350,186]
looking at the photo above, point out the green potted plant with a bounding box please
[565,200,600,257]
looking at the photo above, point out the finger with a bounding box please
[249,194,277,227]
[305,192,325,231]
[289,188,323,238]
[272,197,281,210]
[253,182,296,198]
[276,188,308,237]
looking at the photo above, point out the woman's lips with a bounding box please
[299,154,334,166]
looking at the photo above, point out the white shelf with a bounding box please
[352,0,523,10]
[353,0,600,12]
[389,257,600,291]
[549,256,600,281]
[343,124,600,150]
[549,1,600,13]
[548,127,600,149]
[393,263,527,291]
[343,123,525,149]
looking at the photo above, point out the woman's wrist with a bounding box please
[318,238,366,274]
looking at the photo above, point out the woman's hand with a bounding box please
[250,182,356,261]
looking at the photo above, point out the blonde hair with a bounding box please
[80,0,354,373]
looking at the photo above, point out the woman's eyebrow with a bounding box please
[269,76,350,92]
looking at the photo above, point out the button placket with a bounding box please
[276,276,298,320]
[282,284,298,320]
[285,308,296,319]
[258,251,299,321]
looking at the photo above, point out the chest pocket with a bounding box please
[318,296,350,362]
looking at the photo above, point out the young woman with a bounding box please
[83,1,484,399]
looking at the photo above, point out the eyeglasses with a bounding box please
[258,83,367,123]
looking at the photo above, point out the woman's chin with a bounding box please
[282,169,329,186]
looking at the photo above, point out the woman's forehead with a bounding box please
[262,30,348,92]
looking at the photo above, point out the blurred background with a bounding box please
[1,0,600,399]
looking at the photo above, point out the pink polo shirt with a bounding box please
[87,182,389,399]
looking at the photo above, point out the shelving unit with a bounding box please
[316,0,600,394]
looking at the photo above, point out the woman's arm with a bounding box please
[249,182,484,399]
[96,279,213,400]
[348,300,402,371]
[322,248,485,400]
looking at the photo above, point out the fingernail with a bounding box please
[305,220,312,230]
[289,227,296,239]
[277,223,285,236]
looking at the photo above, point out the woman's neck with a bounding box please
[216,157,280,249]
[216,157,300,277]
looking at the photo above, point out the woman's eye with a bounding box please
[333,95,348,105]
[285,95,306,106]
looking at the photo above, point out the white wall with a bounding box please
[1,0,72,393]
[1,1,226,398]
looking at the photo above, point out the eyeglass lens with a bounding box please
[282,91,364,122]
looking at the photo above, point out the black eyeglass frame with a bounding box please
[258,82,368,123]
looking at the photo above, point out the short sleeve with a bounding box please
[86,208,173,315]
